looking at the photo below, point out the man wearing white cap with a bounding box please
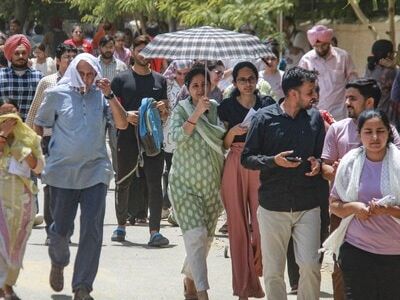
[299,25,358,121]
[34,53,128,300]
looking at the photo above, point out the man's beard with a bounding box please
[101,52,113,59]
[134,57,149,67]
[316,49,330,58]
[12,59,28,69]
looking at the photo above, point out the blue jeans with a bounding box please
[48,183,107,292]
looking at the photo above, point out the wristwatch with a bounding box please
[104,92,115,100]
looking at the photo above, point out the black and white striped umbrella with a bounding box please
[141,26,272,60]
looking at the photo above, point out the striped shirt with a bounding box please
[98,56,128,82]
[26,72,61,136]
[0,67,43,120]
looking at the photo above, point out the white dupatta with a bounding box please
[320,143,400,257]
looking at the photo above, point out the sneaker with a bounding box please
[167,213,179,227]
[148,232,169,247]
[111,228,126,242]
[33,214,44,227]
[161,208,170,219]
[49,264,64,292]
[74,286,94,300]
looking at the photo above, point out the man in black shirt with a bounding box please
[242,67,324,300]
[111,35,169,247]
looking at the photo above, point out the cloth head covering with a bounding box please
[57,52,102,92]
[3,34,31,61]
[307,25,334,46]
[367,39,394,71]
[163,60,193,80]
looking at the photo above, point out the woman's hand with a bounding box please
[353,202,370,221]
[194,96,211,116]
[0,119,17,138]
[229,124,248,136]
[305,156,321,177]
[369,200,388,216]
[379,58,396,68]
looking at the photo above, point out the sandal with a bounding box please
[184,277,197,300]
[49,264,64,292]
[148,232,169,247]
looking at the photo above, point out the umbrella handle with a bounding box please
[204,61,209,114]
[205,60,207,96]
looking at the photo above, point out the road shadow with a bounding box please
[110,240,178,249]
[103,223,169,228]
[51,294,72,300]
[29,242,79,247]
[213,234,228,239]
[32,225,46,230]
[320,291,334,298]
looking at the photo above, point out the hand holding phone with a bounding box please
[274,150,302,168]
[286,156,302,163]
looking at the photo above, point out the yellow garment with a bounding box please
[0,113,43,273]
[0,113,42,194]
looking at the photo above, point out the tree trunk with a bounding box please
[348,0,379,40]
[14,0,29,30]
[388,0,396,47]
[168,17,177,32]
[139,13,147,35]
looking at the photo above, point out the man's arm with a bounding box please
[26,78,49,128]
[321,123,339,181]
[34,90,57,134]
[97,78,128,129]
[33,124,44,137]
[107,97,128,129]
[241,114,301,171]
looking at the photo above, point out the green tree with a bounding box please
[61,0,293,38]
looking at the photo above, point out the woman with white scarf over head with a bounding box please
[326,109,400,300]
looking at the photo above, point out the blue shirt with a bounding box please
[34,84,112,189]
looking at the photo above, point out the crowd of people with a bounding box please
[0,15,400,300]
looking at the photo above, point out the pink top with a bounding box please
[298,47,357,121]
[114,47,131,66]
[322,118,400,162]
[331,159,400,255]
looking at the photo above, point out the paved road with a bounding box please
[14,179,334,300]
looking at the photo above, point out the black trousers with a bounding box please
[339,242,400,300]
[127,167,148,221]
[162,152,173,209]
[115,137,164,232]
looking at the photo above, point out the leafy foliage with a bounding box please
[1,0,398,36]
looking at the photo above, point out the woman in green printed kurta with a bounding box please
[168,67,225,300]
